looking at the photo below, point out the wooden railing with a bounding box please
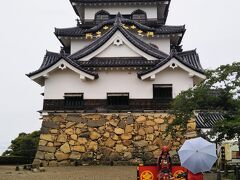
[43,99,172,112]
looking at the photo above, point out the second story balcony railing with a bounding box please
[43,98,172,112]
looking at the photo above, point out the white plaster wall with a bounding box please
[70,32,170,58]
[96,43,141,57]
[143,38,170,54]
[44,68,193,99]
[71,39,93,54]
[77,31,158,60]
[85,6,157,20]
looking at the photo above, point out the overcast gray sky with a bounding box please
[0,0,239,154]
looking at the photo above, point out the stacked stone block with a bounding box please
[33,113,197,166]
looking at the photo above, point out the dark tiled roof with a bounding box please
[79,57,161,67]
[155,25,185,34]
[55,19,115,37]
[69,17,168,60]
[69,25,119,60]
[70,0,169,3]
[119,24,168,59]
[196,112,224,128]
[78,18,167,28]
[70,1,171,27]
[55,27,85,37]
[121,18,185,35]
[177,49,204,72]
[40,51,62,69]
[55,17,185,37]
[138,49,204,78]
[27,51,98,78]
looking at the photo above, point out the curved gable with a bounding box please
[81,30,158,60]
[27,53,98,86]
[69,20,168,61]
[138,57,206,84]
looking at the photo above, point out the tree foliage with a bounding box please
[2,131,40,158]
[170,61,240,143]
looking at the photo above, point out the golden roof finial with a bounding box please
[96,31,102,37]
[147,31,154,38]
[85,33,93,39]
[130,25,136,29]
[137,30,143,35]
[103,26,109,30]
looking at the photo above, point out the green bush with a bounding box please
[2,131,40,157]
[0,156,34,165]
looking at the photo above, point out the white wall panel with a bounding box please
[143,38,170,54]
[85,6,157,20]
[44,68,193,99]
[71,39,93,54]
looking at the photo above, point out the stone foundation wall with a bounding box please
[33,113,197,166]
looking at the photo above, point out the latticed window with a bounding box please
[131,9,147,21]
[107,93,129,106]
[153,84,172,101]
[95,10,110,22]
[64,93,84,107]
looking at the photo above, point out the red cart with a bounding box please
[137,164,187,180]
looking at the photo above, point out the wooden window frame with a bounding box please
[153,84,173,101]
[64,93,84,107]
[95,10,110,22]
[131,9,147,21]
[107,93,129,106]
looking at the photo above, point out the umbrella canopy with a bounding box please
[178,137,217,174]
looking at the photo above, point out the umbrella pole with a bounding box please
[217,170,221,180]
[235,166,239,180]
[238,136,240,159]
[224,163,228,177]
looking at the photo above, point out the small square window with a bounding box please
[153,84,172,100]
[107,93,129,106]
[131,9,147,21]
[95,10,110,23]
[64,93,84,107]
[132,14,146,20]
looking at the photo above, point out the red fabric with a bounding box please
[157,154,172,172]
[138,166,158,180]
[172,166,187,179]
[160,157,170,170]
[188,171,203,180]
[161,146,169,152]
[138,166,187,180]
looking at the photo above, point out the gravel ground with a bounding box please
[0,166,137,180]
[0,165,224,180]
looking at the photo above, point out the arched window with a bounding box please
[131,9,147,21]
[95,10,110,22]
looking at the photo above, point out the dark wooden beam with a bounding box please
[43,99,171,112]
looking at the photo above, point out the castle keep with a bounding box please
[27,0,205,166]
